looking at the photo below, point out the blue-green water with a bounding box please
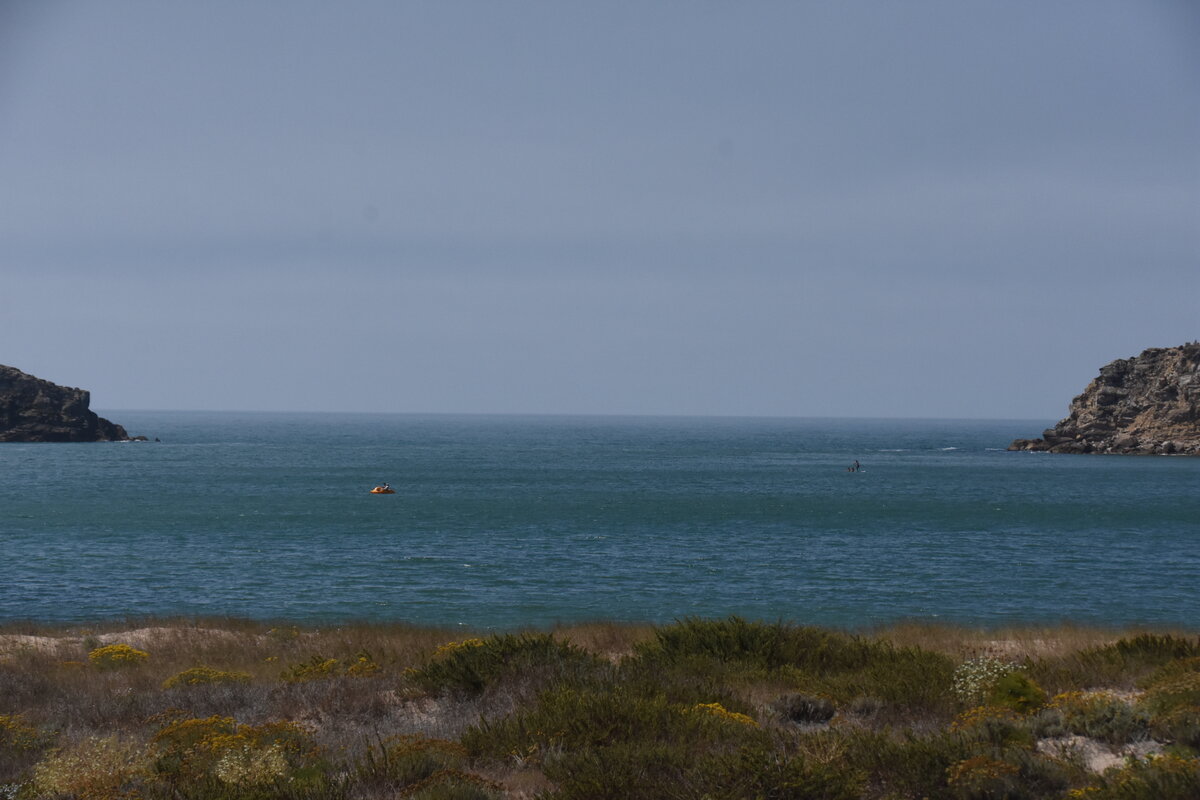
[2,412,1197,629]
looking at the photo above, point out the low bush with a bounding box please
[28,735,150,800]
[462,684,753,763]
[1072,753,1200,800]
[407,634,603,697]
[1142,672,1200,717]
[632,617,956,720]
[0,714,50,792]
[402,769,505,799]
[945,755,1022,799]
[162,665,252,689]
[950,706,1034,749]
[1151,705,1200,752]
[947,748,1075,800]
[841,728,976,799]
[353,735,468,789]
[986,671,1047,714]
[87,643,149,670]
[0,715,44,753]
[1053,634,1200,689]
[151,713,325,793]
[1104,634,1200,663]
[688,739,864,800]
[1044,691,1150,745]
[538,740,696,800]
[819,646,957,717]
[690,702,758,728]
[283,650,380,682]
[845,727,1071,800]
[635,616,878,672]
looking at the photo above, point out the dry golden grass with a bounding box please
[551,620,657,660]
[861,621,1197,661]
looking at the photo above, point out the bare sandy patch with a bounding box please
[92,626,246,648]
[0,626,253,661]
[1037,735,1163,773]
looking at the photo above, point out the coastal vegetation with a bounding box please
[1,617,1198,798]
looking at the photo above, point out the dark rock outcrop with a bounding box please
[0,365,129,442]
[1009,343,1200,455]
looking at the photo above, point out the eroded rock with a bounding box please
[1009,343,1200,455]
[0,365,130,442]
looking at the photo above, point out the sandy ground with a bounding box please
[1037,735,1163,773]
[0,626,249,656]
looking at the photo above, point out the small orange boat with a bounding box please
[370,486,395,494]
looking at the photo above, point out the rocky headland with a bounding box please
[0,365,130,442]
[1009,342,1200,455]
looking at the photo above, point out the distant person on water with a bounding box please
[854,460,860,471]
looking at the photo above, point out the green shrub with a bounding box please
[633,617,955,718]
[535,735,863,800]
[1139,655,1200,689]
[1028,707,1068,740]
[1108,634,1200,663]
[844,726,1071,800]
[355,735,467,788]
[950,706,1034,750]
[150,714,324,792]
[986,671,1047,714]
[689,739,863,800]
[822,646,957,716]
[945,754,1023,800]
[1075,753,1200,800]
[0,714,45,752]
[842,728,975,799]
[1142,673,1200,717]
[463,684,752,762]
[402,769,505,799]
[87,643,149,670]
[1152,706,1200,752]
[616,651,765,706]
[162,665,252,689]
[29,735,150,799]
[1046,691,1150,745]
[408,633,603,696]
[539,740,697,800]
[283,650,379,682]
[1063,635,1200,688]
[945,748,1074,800]
[636,617,877,672]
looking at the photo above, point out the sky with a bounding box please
[1,1,1196,418]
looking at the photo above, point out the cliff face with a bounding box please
[1009,343,1200,455]
[0,365,129,442]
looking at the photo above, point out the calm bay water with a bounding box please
[2,412,1197,630]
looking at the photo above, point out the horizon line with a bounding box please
[95,408,1057,423]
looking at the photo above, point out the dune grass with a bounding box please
[0,617,1197,798]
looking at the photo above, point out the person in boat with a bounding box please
[381,482,391,491]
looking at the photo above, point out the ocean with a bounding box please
[2,412,1197,630]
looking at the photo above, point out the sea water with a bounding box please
[1,412,1197,630]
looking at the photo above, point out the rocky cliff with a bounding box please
[1009,343,1200,455]
[0,365,130,442]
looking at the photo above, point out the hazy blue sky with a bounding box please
[2,1,1196,418]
